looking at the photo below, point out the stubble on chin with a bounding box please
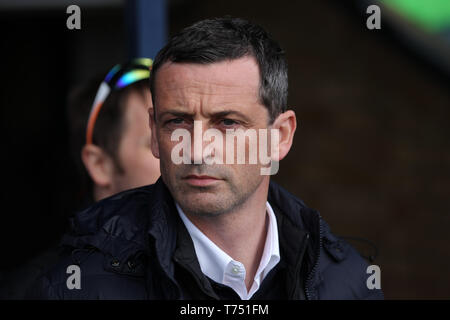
[163,162,264,218]
[171,181,239,217]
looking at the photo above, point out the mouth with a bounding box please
[183,175,222,187]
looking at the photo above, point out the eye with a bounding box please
[169,118,184,124]
[220,119,239,126]
[167,118,185,125]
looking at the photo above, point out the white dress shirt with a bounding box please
[176,201,280,300]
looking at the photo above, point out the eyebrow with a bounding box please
[157,110,195,120]
[210,110,251,123]
[157,109,252,123]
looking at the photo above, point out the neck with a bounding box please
[184,178,270,290]
[93,185,114,202]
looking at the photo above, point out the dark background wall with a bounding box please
[0,3,127,282]
[1,0,449,299]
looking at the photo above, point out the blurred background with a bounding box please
[0,0,449,299]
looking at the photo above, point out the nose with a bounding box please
[190,120,223,165]
[192,120,204,164]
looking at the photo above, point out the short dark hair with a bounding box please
[149,17,288,123]
[66,75,149,204]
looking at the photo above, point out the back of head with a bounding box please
[66,74,150,208]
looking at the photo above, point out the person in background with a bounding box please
[28,18,383,300]
[68,57,160,207]
[0,58,160,299]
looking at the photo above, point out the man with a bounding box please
[28,18,383,300]
[69,57,160,206]
[1,58,160,299]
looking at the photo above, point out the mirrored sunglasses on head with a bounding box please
[86,58,153,145]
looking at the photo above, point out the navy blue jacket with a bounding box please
[27,178,383,300]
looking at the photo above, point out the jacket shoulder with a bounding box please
[71,184,155,235]
[26,185,157,300]
[268,182,383,299]
[315,220,384,300]
[26,247,148,300]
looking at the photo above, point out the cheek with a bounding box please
[119,138,155,169]
[229,162,261,181]
[143,152,160,175]
[123,149,160,185]
[118,142,136,169]
[134,146,160,169]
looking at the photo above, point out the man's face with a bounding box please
[112,90,160,192]
[151,56,271,216]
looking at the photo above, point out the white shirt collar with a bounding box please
[176,201,280,299]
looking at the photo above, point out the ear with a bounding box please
[81,144,115,187]
[148,107,160,159]
[271,110,297,161]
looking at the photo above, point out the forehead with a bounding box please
[154,56,262,110]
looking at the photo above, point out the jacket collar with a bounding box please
[163,179,318,299]
[146,178,179,279]
[61,177,331,299]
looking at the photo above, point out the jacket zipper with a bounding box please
[291,232,310,299]
[305,214,323,300]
